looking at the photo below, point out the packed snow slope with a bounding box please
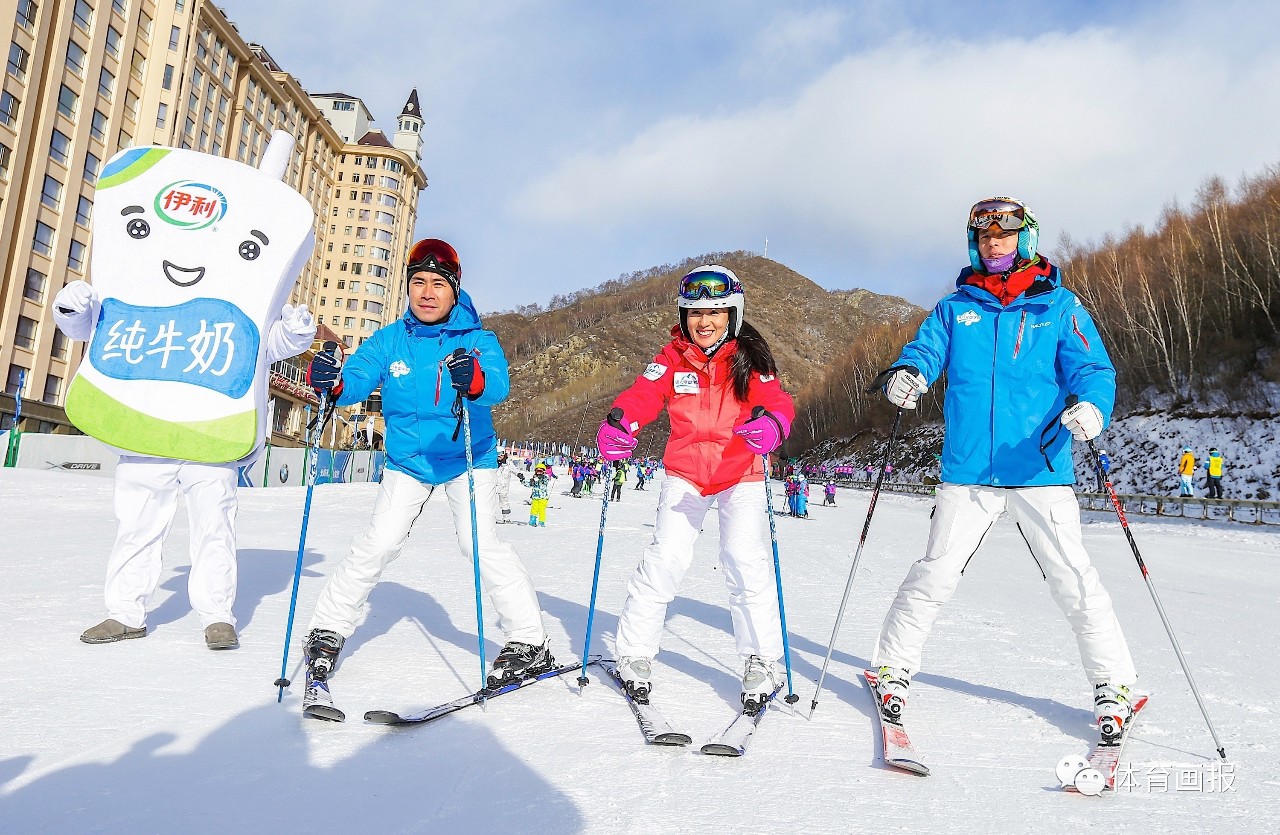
[1,469,1276,833]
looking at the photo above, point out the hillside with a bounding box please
[485,253,919,451]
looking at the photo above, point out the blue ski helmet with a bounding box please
[967,197,1039,272]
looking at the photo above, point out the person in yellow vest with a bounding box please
[1177,447,1196,497]
[1203,448,1225,499]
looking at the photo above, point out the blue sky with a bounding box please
[215,0,1280,313]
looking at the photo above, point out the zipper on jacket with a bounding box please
[1012,311,1026,360]
[990,308,1000,483]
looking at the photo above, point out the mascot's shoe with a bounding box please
[81,619,147,644]
[204,622,239,650]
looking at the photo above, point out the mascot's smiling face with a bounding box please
[90,147,312,316]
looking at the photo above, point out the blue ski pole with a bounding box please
[577,408,622,687]
[275,392,329,701]
[754,406,798,705]
[451,350,488,697]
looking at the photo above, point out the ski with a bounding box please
[1058,694,1150,795]
[601,663,692,746]
[700,684,784,757]
[363,658,590,726]
[862,669,929,776]
[302,670,345,722]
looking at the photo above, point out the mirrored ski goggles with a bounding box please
[968,200,1027,232]
[679,270,740,301]
[407,238,461,280]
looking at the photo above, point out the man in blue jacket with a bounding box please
[870,198,1137,742]
[300,239,551,711]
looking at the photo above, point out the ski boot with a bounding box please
[488,640,554,688]
[305,629,345,682]
[741,655,779,713]
[1093,682,1133,742]
[615,656,653,704]
[874,666,911,723]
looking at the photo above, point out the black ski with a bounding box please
[700,683,784,757]
[363,659,590,726]
[302,669,345,722]
[601,663,692,746]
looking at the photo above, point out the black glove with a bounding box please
[307,342,344,393]
[446,347,483,398]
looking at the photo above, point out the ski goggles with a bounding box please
[407,238,461,281]
[678,270,740,301]
[968,199,1028,232]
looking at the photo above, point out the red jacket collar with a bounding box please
[668,325,737,367]
[964,257,1054,306]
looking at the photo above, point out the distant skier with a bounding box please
[1095,449,1111,492]
[495,449,516,520]
[870,197,1137,741]
[1177,447,1196,497]
[596,265,795,710]
[636,465,647,491]
[300,239,553,715]
[1203,448,1225,499]
[528,462,551,526]
[822,481,837,506]
[795,472,810,517]
[610,460,627,502]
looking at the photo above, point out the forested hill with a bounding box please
[484,252,919,452]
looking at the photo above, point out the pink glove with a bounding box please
[734,408,789,455]
[596,408,638,461]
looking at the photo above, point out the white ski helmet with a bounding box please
[677,265,745,339]
[967,196,1039,272]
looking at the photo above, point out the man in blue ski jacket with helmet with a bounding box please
[297,239,552,716]
[868,198,1138,744]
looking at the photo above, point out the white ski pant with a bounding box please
[308,468,546,644]
[104,458,240,629]
[615,475,783,663]
[875,484,1136,686]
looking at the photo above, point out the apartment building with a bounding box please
[0,0,426,450]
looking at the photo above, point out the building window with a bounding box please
[49,129,71,164]
[339,261,348,271]
[5,365,27,396]
[90,109,106,141]
[378,193,397,208]
[183,115,194,137]
[332,100,354,112]
[124,89,139,120]
[169,25,180,50]
[330,316,339,326]
[346,299,359,311]
[0,91,18,127]
[14,316,37,350]
[0,141,9,180]
[319,296,327,306]
[162,63,174,90]
[373,229,392,243]
[353,245,366,257]
[40,174,62,209]
[360,191,372,204]
[98,67,115,100]
[156,102,168,129]
[369,265,389,279]
[75,195,92,227]
[16,0,36,30]
[43,374,62,404]
[52,329,70,360]
[8,42,29,80]
[105,25,121,57]
[23,268,45,302]
[73,0,93,33]
[130,49,145,82]
[64,40,88,78]
[138,9,152,41]
[176,0,187,13]
[68,239,87,271]
[371,246,392,262]
[112,0,126,15]
[117,128,131,150]
[379,175,400,190]
[363,174,375,186]
[33,221,54,256]
[343,317,355,329]
[365,157,377,169]
[365,282,386,297]
[84,152,100,182]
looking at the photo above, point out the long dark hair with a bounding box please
[731,321,777,402]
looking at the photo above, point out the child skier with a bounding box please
[528,462,551,526]
[823,481,837,506]
[596,265,796,710]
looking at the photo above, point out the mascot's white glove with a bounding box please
[52,280,100,340]
[54,280,98,317]
[1061,400,1105,441]
[883,366,929,410]
[280,303,315,338]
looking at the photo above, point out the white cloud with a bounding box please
[510,3,1280,299]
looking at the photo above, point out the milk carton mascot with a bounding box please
[52,131,317,650]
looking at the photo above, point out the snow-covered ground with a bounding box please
[2,468,1276,833]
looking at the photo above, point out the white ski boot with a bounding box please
[616,656,653,703]
[874,665,911,722]
[741,655,779,712]
[1093,682,1133,741]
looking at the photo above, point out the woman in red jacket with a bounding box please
[596,265,796,711]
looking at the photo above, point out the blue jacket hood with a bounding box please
[401,288,483,337]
